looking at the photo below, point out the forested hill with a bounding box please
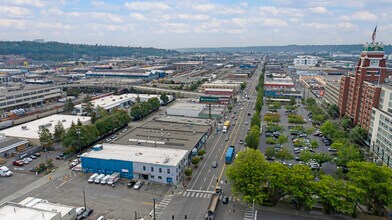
[0,41,180,61]
[178,44,392,54]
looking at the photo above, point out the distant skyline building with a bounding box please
[338,41,391,131]
[294,56,318,67]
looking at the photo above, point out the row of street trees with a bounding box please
[227,148,392,216]
[130,97,160,120]
[244,64,265,149]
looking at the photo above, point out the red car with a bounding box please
[12,160,24,166]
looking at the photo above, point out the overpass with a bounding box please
[61,81,203,98]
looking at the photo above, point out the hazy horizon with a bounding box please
[1,0,391,49]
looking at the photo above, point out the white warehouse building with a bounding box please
[166,103,206,118]
[81,144,188,184]
[0,114,91,145]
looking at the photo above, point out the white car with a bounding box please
[76,207,85,216]
[133,180,144,190]
[22,158,30,164]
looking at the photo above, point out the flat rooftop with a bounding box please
[0,136,29,153]
[82,143,188,166]
[168,102,205,111]
[0,202,59,220]
[19,197,74,218]
[1,114,90,140]
[115,119,211,151]
[155,115,215,126]
[75,93,161,109]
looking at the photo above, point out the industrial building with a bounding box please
[0,86,63,113]
[0,133,29,158]
[167,103,206,118]
[81,144,188,184]
[299,75,326,90]
[200,81,241,93]
[74,93,166,114]
[1,114,91,145]
[85,70,161,81]
[0,197,75,220]
[369,84,392,168]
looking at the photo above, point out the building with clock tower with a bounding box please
[338,41,391,131]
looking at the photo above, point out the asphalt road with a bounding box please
[158,62,263,220]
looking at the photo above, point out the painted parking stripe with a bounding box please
[207,194,211,198]
[196,193,200,197]
[183,192,188,197]
[203,194,208,198]
[191,192,195,197]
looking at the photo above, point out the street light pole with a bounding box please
[76,129,81,154]
[153,198,156,220]
[83,187,86,209]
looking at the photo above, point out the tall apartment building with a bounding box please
[337,42,390,131]
[369,84,392,167]
[324,81,340,106]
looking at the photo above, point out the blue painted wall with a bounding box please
[81,157,134,179]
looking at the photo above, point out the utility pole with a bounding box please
[76,128,81,153]
[83,187,86,209]
[153,198,156,220]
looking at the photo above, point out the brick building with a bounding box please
[338,42,391,130]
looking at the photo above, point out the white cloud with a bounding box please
[219,8,245,15]
[351,11,377,21]
[0,6,31,17]
[262,18,287,27]
[309,7,328,14]
[0,18,26,28]
[129,13,146,21]
[302,22,331,30]
[192,3,215,11]
[36,22,76,30]
[40,8,64,16]
[259,6,303,17]
[91,1,120,10]
[8,0,46,7]
[172,14,210,21]
[124,1,170,11]
[337,22,358,31]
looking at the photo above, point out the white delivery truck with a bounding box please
[100,175,111,185]
[94,174,105,184]
[107,172,120,185]
[88,173,99,183]
[0,166,12,177]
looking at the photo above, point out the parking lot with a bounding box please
[259,100,337,174]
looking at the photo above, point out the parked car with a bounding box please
[222,196,229,204]
[327,147,338,152]
[82,209,93,218]
[76,207,85,216]
[212,161,218,168]
[34,152,41,157]
[133,181,144,190]
[25,157,33,162]
[12,160,24,166]
[239,139,244,144]
[22,158,30,164]
[56,154,65,160]
[30,155,37,159]
[127,180,136,188]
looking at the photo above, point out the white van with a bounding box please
[100,175,111,185]
[107,172,120,185]
[88,173,99,183]
[94,174,105,184]
[0,166,12,177]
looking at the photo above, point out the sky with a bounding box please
[0,0,391,49]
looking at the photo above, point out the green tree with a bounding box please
[350,125,367,145]
[227,105,233,112]
[336,145,363,166]
[250,113,261,128]
[245,125,260,149]
[184,168,193,179]
[310,140,319,149]
[266,137,277,144]
[320,120,334,138]
[198,149,206,157]
[130,104,142,120]
[90,111,97,124]
[53,121,65,142]
[277,135,288,146]
[83,95,93,115]
[275,147,294,162]
[286,164,315,210]
[330,141,344,150]
[64,98,74,112]
[327,104,339,118]
[240,82,247,90]
[305,127,316,135]
[135,95,141,103]
[96,106,108,118]
[191,156,201,167]
[313,152,332,167]
[266,162,290,205]
[39,128,53,162]
[315,175,363,215]
[313,114,325,124]
[348,161,392,216]
[148,97,160,110]
[160,94,169,104]
[289,97,296,106]
[226,148,269,204]
[265,146,276,159]
[299,150,313,163]
[341,116,352,131]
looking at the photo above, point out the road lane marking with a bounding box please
[208,169,210,173]
[196,193,200,197]
[204,177,206,182]
[191,192,195,197]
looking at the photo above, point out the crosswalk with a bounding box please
[180,191,212,199]
[149,197,172,218]
[244,208,254,220]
